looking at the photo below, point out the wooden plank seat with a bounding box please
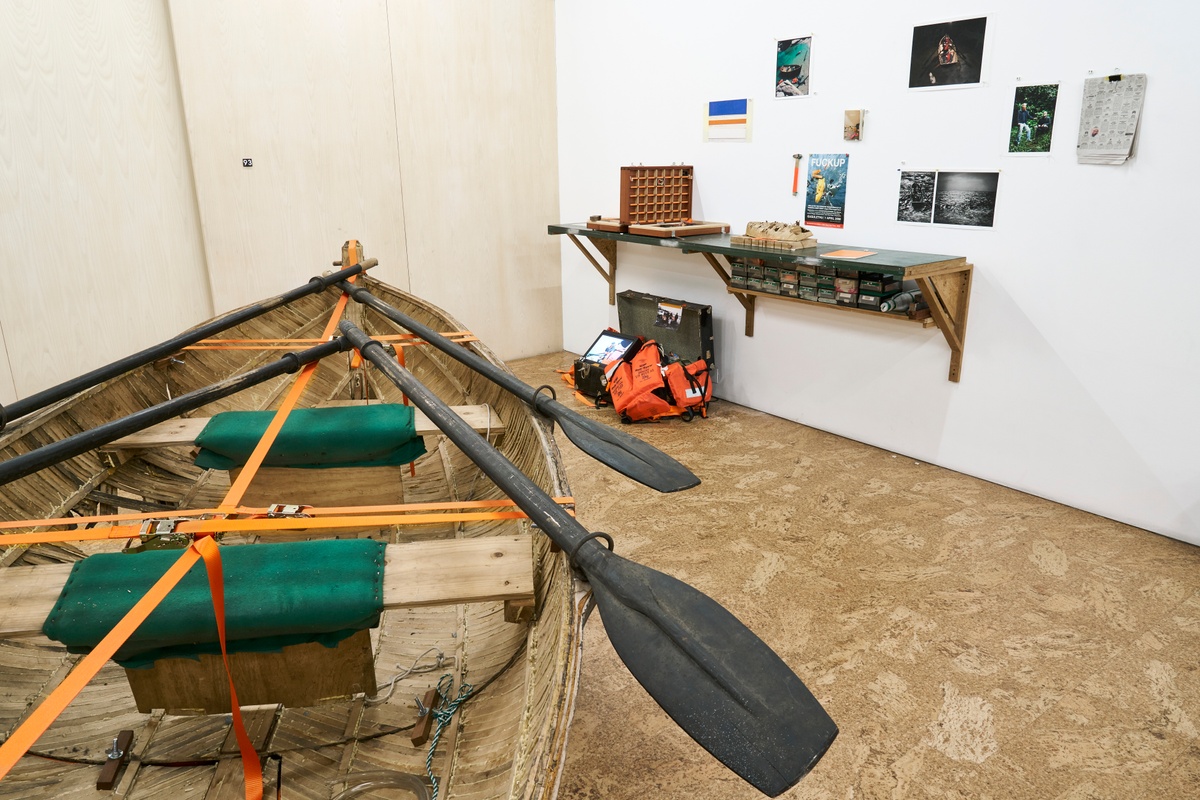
[99,403,505,452]
[0,534,533,713]
[101,402,506,507]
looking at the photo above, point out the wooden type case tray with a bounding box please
[619,165,693,225]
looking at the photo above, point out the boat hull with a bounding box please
[0,276,582,799]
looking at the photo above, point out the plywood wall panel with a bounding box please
[0,0,212,402]
[387,0,562,360]
[167,0,410,311]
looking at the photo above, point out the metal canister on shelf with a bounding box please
[880,290,923,313]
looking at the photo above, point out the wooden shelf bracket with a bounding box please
[700,252,755,337]
[567,234,617,305]
[914,264,973,383]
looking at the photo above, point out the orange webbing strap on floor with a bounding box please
[0,546,202,781]
[192,535,263,799]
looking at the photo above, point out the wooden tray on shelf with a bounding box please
[586,217,627,233]
[627,220,730,238]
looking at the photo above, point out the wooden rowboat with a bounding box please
[0,261,585,798]
[0,245,839,799]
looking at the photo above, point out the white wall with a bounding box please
[556,2,1200,545]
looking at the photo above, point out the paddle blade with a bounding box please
[550,401,700,493]
[588,552,836,796]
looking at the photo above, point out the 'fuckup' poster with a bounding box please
[805,154,848,228]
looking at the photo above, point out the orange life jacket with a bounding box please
[664,359,712,409]
[608,341,673,421]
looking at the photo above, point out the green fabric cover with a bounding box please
[42,539,386,670]
[193,405,426,470]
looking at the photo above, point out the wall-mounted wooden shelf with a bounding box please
[549,223,973,382]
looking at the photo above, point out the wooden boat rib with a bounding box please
[0,273,584,799]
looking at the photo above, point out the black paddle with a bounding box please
[0,261,375,433]
[340,321,837,796]
[0,338,350,486]
[336,281,700,494]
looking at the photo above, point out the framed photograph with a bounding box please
[897,171,935,223]
[908,17,987,89]
[1009,84,1059,153]
[897,171,999,228]
[776,36,811,98]
[932,171,999,227]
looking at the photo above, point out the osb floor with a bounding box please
[509,352,1200,800]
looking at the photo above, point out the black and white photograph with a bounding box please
[907,17,987,88]
[932,171,999,227]
[897,171,935,223]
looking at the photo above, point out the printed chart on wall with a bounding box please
[1009,84,1059,154]
[908,17,987,89]
[776,36,811,97]
[897,170,998,228]
[805,154,848,228]
[1077,74,1146,164]
[705,98,752,142]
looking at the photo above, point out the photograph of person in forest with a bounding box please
[1009,84,1059,153]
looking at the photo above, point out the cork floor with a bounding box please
[509,352,1200,800]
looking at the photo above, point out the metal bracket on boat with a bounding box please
[265,503,313,518]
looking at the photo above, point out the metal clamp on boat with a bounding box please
[264,503,313,518]
[133,518,191,551]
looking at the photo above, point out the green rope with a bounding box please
[424,674,474,800]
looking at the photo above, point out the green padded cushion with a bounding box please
[193,404,426,470]
[42,539,386,670]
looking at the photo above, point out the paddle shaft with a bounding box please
[341,323,592,555]
[0,338,350,486]
[0,261,374,431]
[337,281,548,410]
[337,282,699,493]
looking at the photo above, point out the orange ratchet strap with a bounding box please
[0,500,577,547]
[0,497,576,533]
